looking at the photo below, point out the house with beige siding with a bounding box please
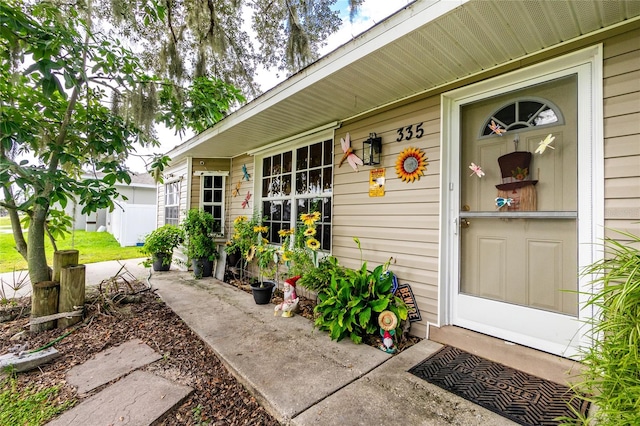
[157,0,640,359]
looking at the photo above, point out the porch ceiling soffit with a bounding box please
[166,0,640,163]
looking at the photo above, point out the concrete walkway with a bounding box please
[7,260,515,425]
[150,271,515,425]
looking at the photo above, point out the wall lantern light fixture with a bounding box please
[363,133,382,165]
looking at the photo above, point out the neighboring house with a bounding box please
[66,172,157,247]
[157,0,640,358]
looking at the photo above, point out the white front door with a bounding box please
[454,75,584,356]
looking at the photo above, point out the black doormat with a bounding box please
[408,346,589,425]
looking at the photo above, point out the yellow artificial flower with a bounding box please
[234,216,248,224]
[254,225,268,233]
[303,227,316,237]
[278,228,295,238]
[306,238,320,251]
[246,246,256,261]
[395,147,428,183]
[282,251,291,261]
[300,212,320,226]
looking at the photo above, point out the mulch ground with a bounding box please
[1,276,420,425]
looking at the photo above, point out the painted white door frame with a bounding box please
[439,45,604,357]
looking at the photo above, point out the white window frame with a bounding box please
[164,180,181,226]
[195,171,228,238]
[254,130,334,252]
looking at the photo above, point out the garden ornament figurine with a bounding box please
[378,310,398,354]
[274,275,300,317]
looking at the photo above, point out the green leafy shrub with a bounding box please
[140,224,184,267]
[572,230,640,425]
[182,209,219,261]
[297,255,345,293]
[314,238,408,344]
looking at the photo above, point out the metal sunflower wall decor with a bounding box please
[395,147,428,183]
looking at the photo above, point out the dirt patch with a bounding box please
[1,276,420,425]
[1,284,279,425]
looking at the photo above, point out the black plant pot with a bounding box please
[226,249,241,269]
[152,253,172,271]
[251,281,275,305]
[192,258,213,278]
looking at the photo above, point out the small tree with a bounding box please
[0,1,243,287]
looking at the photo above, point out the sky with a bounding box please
[130,0,410,173]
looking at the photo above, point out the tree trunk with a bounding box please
[58,264,86,329]
[30,281,59,332]
[53,250,79,282]
[28,204,51,285]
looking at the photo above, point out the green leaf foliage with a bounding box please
[314,246,408,344]
[567,230,640,426]
[0,376,73,426]
[0,1,242,283]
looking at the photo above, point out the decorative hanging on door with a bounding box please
[495,150,537,211]
[535,134,555,154]
[396,147,428,183]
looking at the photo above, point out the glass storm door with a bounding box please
[456,75,580,356]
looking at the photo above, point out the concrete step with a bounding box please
[47,370,192,426]
[66,339,162,395]
[428,325,584,386]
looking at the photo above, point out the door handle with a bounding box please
[460,218,471,228]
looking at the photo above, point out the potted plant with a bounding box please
[182,209,219,278]
[249,240,279,304]
[224,215,257,272]
[140,225,184,271]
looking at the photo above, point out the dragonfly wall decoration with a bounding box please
[338,133,364,172]
[488,120,506,136]
[242,191,251,209]
[495,197,514,209]
[469,163,485,178]
[232,182,242,197]
[242,164,251,181]
[535,134,555,154]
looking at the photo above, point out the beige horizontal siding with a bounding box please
[603,70,640,98]
[333,95,441,336]
[190,158,231,208]
[604,134,640,158]
[603,27,640,240]
[605,176,640,199]
[227,154,255,236]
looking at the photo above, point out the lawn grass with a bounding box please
[0,376,74,426]
[0,229,145,273]
[0,215,12,229]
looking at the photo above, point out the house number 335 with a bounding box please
[396,122,424,142]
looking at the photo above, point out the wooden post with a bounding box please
[58,264,86,329]
[30,281,59,332]
[53,250,79,283]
